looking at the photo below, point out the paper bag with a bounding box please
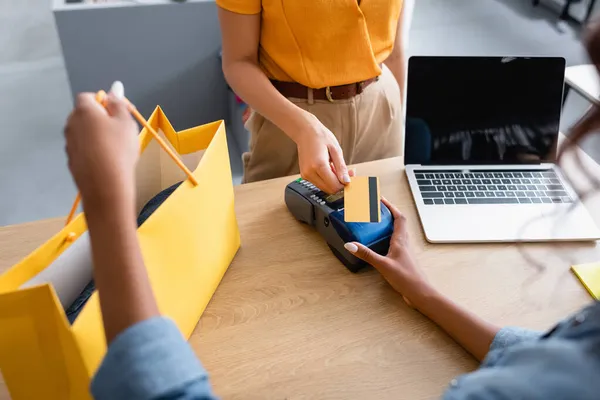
[0,107,240,399]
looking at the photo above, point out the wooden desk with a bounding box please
[1,150,600,399]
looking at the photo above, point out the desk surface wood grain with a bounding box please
[1,149,600,399]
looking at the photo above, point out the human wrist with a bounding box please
[405,284,443,312]
[281,107,319,143]
[82,181,136,223]
[409,287,449,316]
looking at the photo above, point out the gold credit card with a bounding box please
[344,176,381,223]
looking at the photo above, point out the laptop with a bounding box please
[404,56,600,243]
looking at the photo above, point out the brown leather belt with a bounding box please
[271,76,379,102]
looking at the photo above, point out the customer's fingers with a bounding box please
[328,144,351,185]
[344,242,387,269]
[382,197,410,247]
[110,81,124,99]
[381,197,405,222]
[330,163,355,178]
[75,93,103,112]
[317,163,344,194]
[105,81,130,120]
[304,171,329,195]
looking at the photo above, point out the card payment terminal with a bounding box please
[285,178,394,273]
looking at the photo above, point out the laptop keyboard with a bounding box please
[414,170,573,205]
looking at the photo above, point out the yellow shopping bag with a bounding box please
[0,107,240,399]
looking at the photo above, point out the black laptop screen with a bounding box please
[404,57,565,165]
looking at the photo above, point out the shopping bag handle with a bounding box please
[64,91,198,227]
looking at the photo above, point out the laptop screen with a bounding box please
[404,56,565,165]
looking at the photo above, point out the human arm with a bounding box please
[343,198,500,361]
[384,1,407,99]
[64,85,217,399]
[65,87,159,343]
[217,6,349,193]
[84,191,159,342]
[410,293,501,362]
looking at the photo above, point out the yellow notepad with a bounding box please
[571,262,600,300]
[344,176,381,223]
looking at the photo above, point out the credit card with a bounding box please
[344,176,381,223]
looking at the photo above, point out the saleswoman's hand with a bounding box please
[64,82,139,209]
[344,198,436,307]
[295,115,350,194]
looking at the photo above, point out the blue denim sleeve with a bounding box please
[91,317,217,400]
[481,326,542,367]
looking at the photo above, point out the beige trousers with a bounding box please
[242,65,403,183]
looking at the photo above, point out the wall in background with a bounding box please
[1,0,596,226]
[54,0,228,131]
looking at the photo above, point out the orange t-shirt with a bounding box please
[217,0,404,89]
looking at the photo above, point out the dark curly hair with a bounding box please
[519,24,600,281]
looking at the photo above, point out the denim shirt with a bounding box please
[443,301,600,400]
[91,318,217,400]
[92,302,600,400]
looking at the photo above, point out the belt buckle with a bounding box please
[325,86,335,103]
[357,81,365,94]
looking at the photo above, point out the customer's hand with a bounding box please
[295,115,350,194]
[344,198,436,307]
[64,82,139,209]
